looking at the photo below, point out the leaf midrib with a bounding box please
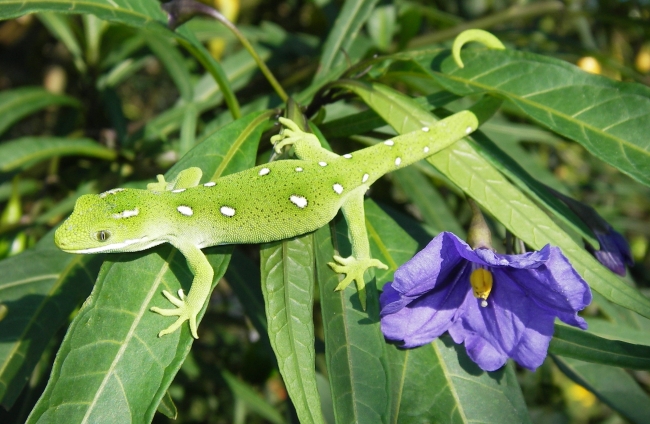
[440,60,648,157]
[81,250,175,423]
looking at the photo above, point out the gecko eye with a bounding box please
[95,230,111,242]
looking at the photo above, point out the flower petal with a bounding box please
[449,324,508,371]
[474,245,550,269]
[455,269,556,370]
[390,232,470,297]
[506,247,591,328]
[590,229,634,276]
[380,265,471,348]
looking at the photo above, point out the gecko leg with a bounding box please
[150,242,214,338]
[328,188,388,309]
[270,117,338,162]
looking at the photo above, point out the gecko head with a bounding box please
[55,189,164,254]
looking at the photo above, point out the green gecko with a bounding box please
[54,30,504,339]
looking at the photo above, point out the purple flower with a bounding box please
[587,226,633,276]
[380,232,592,371]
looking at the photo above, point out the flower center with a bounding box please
[470,268,493,307]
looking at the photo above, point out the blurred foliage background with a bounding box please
[1,0,650,422]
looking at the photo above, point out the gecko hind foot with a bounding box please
[328,255,388,310]
[150,289,200,339]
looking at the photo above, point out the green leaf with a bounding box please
[0,232,103,409]
[27,111,272,423]
[554,356,650,424]
[224,248,267,339]
[549,324,650,369]
[156,390,177,419]
[222,371,285,424]
[366,5,396,52]
[259,234,324,424]
[144,33,193,102]
[340,79,650,321]
[388,339,530,423]
[138,46,270,144]
[368,201,530,423]
[392,167,465,237]
[423,48,650,187]
[0,137,116,173]
[315,221,390,423]
[37,12,86,73]
[313,0,379,83]
[0,87,80,137]
[0,0,241,119]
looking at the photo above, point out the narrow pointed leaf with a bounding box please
[0,88,80,137]
[340,80,650,320]
[365,200,530,423]
[315,221,390,424]
[0,234,103,409]
[0,0,240,118]
[0,137,116,173]
[222,371,285,424]
[554,356,650,424]
[421,48,650,187]
[260,234,324,424]
[28,111,272,423]
[549,324,650,369]
[314,0,379,83]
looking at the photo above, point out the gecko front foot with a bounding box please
[270,117,319,154]
[328,255,388,309]
[150,289,200,339]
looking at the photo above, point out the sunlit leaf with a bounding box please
[27,111,272,423]
[422,48,650,187]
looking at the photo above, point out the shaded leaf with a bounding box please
[554,356,650,424]
[0,137,116,173]
[550,324,650,370]
[222,371,285,424]
[0,233,103,409]
[314,0,379,83]
[0,88,80,137]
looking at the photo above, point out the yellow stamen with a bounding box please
[470,268,493,307]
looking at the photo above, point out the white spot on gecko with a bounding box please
[112,208,139,219]
[259,168,270,176]
[384,140,394,146]
[395,157,401,166]
[177,206,193,216]
[362,173,369,183]
[290,195,308,208]
[295,167,303,172]
[100,188,125,198]
[172,189,186,193]
[466,126,473,134]
[333,184,343,194]
[424,146,430,153]
[204,182,216,187]
[343,154,352,159]
[220,206,236,217]
[422,126,430,132]
[319,161,327,167]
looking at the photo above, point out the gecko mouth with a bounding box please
[63,237,150,254]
